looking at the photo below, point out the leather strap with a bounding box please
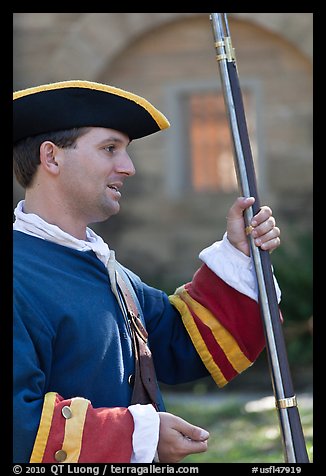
[116,270,158,408]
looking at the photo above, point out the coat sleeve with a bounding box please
[169,264,267,387]
[30,393,134,463]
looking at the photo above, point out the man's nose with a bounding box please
[117,153,136,177]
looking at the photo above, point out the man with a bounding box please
[13,80,281,463]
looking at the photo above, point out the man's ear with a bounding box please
[39,141,60,175]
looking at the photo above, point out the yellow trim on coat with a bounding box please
[169,293,228,387]
[13,80,170,131]
[61,397,90,463]
[30,392,57,463]
[177,287,252,374]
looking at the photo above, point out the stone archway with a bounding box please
[38,13,312,84]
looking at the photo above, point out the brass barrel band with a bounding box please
[224,37,236,62]
[216,54,227,62]
[276,396,297,409]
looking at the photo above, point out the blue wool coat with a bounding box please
[13,231,208,462]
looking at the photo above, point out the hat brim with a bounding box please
[13,80,170,143]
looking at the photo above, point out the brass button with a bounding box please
[54,449,67,462]
[61,405,72,419]
[128,374,135,386]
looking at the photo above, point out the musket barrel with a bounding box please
[209,12,309,463]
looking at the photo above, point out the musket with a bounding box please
[209,13,309,463]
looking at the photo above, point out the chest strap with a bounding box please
[115,270,159,408]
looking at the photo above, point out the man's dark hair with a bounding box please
[13,127,91,188]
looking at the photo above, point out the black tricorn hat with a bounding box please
[13,80,170,143]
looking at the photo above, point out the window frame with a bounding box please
[164,79,266,199]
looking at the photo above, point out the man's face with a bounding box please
[56,127,135,224]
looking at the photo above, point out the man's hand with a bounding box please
[226,197,281,257]
[157,412,209,463]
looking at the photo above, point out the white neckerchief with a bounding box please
[13,200,118,294]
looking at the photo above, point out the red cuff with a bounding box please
[170,264,265,387]
[30,393,134,463]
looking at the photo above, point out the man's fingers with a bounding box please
[182,437,209,454]
[157,412,210,463]
[171,415,209,442]
[227,197,255,221]
[251,205,273,226]
[251,217,276,237]
[184,425,210,442]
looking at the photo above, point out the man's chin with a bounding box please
[102,202,121,220]
[88,203,120,225]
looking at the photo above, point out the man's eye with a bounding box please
[105,146,115,153]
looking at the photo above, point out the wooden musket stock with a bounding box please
[209,13,309,463]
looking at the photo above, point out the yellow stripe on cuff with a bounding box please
[177,287,252,373]
[181,290,252,373]
[169,293,228,387]
[30,392,57,463]
[61,397,90,463]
